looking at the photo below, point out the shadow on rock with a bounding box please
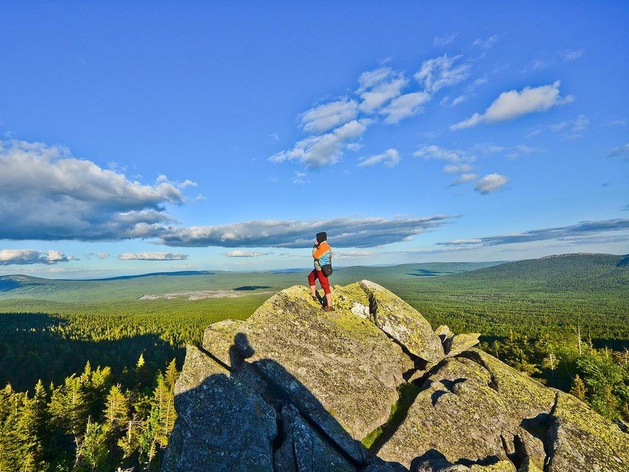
[163,333,403,472]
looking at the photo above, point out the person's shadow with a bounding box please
[162,332,406,472]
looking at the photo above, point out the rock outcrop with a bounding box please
[163,281,629,472]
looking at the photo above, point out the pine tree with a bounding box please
[104,385,129,429]
[77,418,109,472]
[137,375,176,467]
[570,374,587,401]
[49,375,89,450]
[164,359,179,391]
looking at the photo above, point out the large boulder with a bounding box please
[162,346,277,472]
[376,350,555,469]
[546,391,629,471]
[202,284,414,460]
[163,282,629,472]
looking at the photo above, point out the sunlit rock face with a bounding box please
[163,282,629,472]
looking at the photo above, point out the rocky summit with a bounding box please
[162,281,629,472]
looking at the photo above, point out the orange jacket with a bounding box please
[312,241,332,270]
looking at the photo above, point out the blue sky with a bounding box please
[0,1,627,278]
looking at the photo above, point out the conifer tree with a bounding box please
[570,374,587,401]
[104,384,129,429]
[77,418,109,472]
[49,375,89,449]
[164,359,179,391]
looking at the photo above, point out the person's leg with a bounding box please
[318,271,333,309]
[307,270,317,298]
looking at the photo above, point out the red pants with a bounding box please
[308,270,330,294]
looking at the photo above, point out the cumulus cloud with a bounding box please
[118,252,188,261]
[0,249,72,265]
[358,148,400,168]
[300,99,359,134]
[224,251,271,257]
[474,173,508,194]
[0,140,191,241]
[438,219,629,247]
[271,56,478,169]
[380,92,431,123]
[451,81,574,130]
[608,143,629,159]
[269,120,370,168]
[414,55,470,94]
[356,67,408,113]
[158,215,456,248]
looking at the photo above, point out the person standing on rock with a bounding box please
[309,232,334,311]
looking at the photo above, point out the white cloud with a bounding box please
[561,48,584,61]
[380,92,431,123]
[118,252,188,261]
[474,173,508,194]
[451,81,574,130]
[158,215,456,248]
[608,143,629,159]
[356,67,408,113]
[358,148,400,168]
[443,163,473,174]
[470,143,544,158]
[300,99,359,134]
[0,249,72,265]
[610,119,627,126]
[85,252,110,260]
[269,120,370,168]
[433,33,459,47]
[414,55,470,94]
[472,35,499,51]
[451,95,467,106]
[450,173,478,186]
[292,171,308,185]
[224,250,271,258]
[550,115,589,140]
[0,140,190,241]
[414,144,470,163]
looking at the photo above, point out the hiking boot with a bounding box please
[323,305,335,311]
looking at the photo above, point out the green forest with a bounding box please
[0,253,627,470]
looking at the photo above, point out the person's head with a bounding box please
[316,232,327,244]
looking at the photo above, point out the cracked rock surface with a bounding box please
[162,282,629,472]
